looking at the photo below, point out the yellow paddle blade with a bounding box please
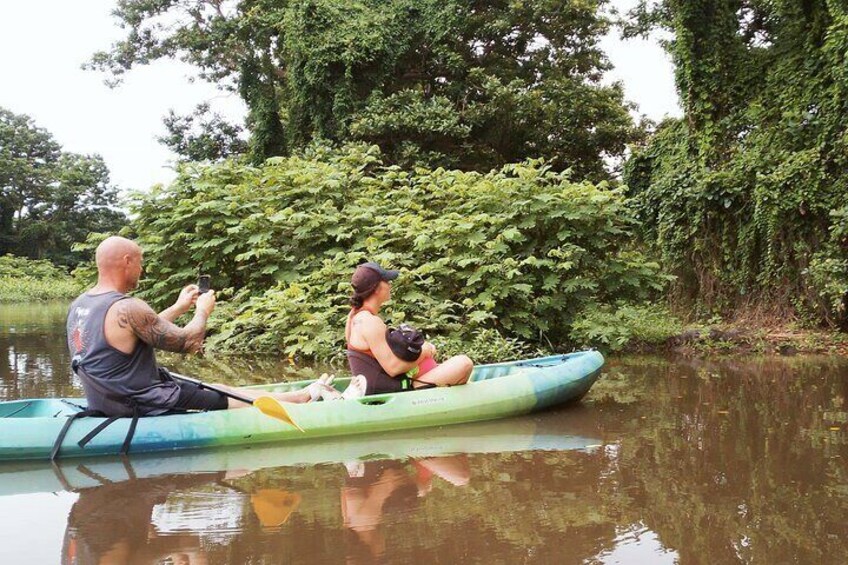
[253,396,304,432]
[251,489,302,528]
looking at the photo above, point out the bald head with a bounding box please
[95,236,143,291]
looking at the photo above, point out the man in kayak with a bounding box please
[344,261,473,395]
[66,236,333,417]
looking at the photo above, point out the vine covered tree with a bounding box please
[622,1,848,323]
[89,0,637,178]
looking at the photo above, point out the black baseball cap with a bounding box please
[351,262,399,293]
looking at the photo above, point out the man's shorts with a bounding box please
[172,381,229,411]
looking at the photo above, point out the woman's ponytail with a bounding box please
[350,293,365,309]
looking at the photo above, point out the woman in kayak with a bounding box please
[344,262,473,396]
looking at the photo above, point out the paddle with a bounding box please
[167,371,304,432]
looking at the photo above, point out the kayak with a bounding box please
[0,351,603,462]
[0,411,601,497]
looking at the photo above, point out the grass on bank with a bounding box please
[0,278,83,302]
[0,254,84,302]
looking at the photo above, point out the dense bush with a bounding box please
[0,254,83,301]
[129,144,671,361]
[569,303,683,351]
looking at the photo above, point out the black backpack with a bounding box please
[385,324,425,362]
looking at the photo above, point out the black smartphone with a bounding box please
[198,274,211,294]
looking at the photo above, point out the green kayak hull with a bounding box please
[0,351,603,462]
[0,412,601,497]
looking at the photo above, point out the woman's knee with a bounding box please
[453,355,474,382]
[458,355,473,371]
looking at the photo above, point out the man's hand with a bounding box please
[173,284,200,315]
[159,284,200,322]
[196,289,216,318]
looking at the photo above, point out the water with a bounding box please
[1,302,847,564]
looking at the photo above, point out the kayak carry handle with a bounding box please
[356,397,394,406]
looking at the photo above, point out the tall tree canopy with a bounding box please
[0,108,126,266]
[159,102,248,162]
[623,1,848,322]
[90,0,637,178]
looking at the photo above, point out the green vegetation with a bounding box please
[38,0,842,355]
[129,144,669,360]
[0,107,126,267]
[159,103,248,163]
[623,2,848,324]
[570,303,683,351]
[0,255,83,302]
[90,0,637,177]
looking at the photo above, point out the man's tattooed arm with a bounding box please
[116,298,208,354]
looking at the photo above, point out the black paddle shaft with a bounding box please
[167,371,256,406]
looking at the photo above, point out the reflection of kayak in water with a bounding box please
[0,352,603,462]
[0,411,601,497]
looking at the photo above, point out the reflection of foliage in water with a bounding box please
[153,354,847,564]
[597,356,848,564]
[210,356,848,563]
[0,301,78,400]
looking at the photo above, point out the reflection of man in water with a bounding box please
[61,472,225,565]
[341,456,470,562]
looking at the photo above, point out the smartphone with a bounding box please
[198,274,211,294]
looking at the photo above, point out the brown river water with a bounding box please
[1,302,846,564]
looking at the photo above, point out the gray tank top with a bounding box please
[66,291,179,416]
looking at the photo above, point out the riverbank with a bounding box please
[632,325,848,356]
[0,256,83,302]
[0,278,82,302]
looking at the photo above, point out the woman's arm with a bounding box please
[359,315,420,376]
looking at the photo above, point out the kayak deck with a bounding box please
[0,351,604,461]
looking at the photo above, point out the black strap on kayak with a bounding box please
[50,409,105,461]
[60,399,87,412]
[72,403,141,456]
[52,362,147,460]
[120,405,140,455]
[77,415,121,449]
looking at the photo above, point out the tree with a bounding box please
[0,107,126,266]
[89,0,637,178]
[159,103,248,162]
[87,0,289,165]
[622,1,848,322]
[0,109,61,254]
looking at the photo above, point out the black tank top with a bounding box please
[66,291,180,416]
[346,350,410,395]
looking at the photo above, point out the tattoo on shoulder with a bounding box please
[116,299,192,353]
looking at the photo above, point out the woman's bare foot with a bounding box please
[306,374,342,402]
[342,375,367,400]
